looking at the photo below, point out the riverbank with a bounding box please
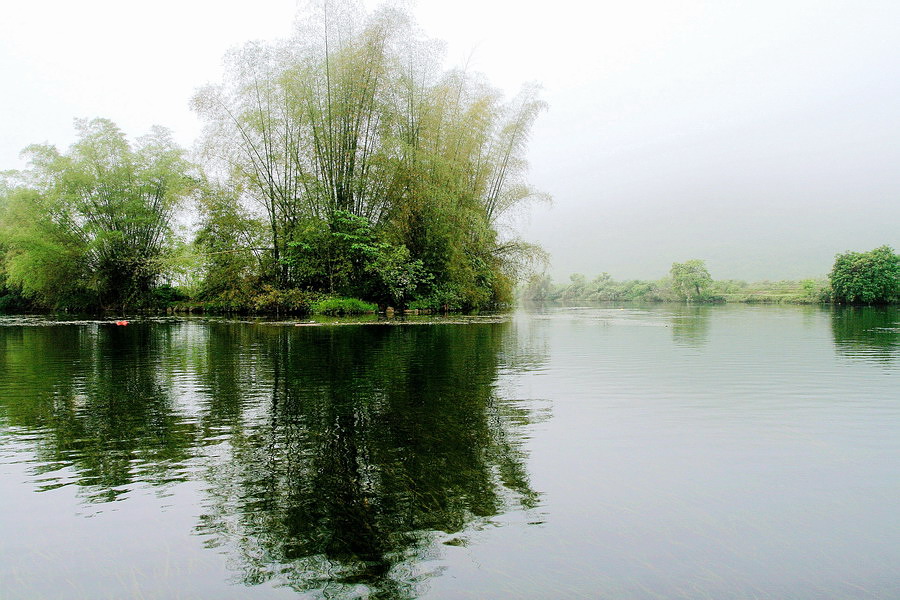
[519,275,887,305]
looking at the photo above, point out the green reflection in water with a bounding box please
[0,320,541,598]
[830,306,899,363]
[195,324,539,598]
[668,304,712,347]
[0,324,198,501]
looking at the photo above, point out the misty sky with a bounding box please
[2,0,898,281]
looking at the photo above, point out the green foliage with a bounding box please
[192,3,547,311]
[829,245,900,304]
[0,239,27,311]
[1,3,548,314]
[520,273,553,302]
[194,183,268,303]
[156,240,204,301]
[1,185,90,308]
[149,284,185,306]
[709,279,825,303]
[521,254,897,307]
[522,263,840,306]
[406,284,469,312]
[0,119,194,310]
[526,273,840,305]
[799,278,829,303]
[0,293,26,312]
[250,286,319,314]
[310,297,378,316]
[670,259,714,301]
[282,210,428,306]
[522,272,675,304]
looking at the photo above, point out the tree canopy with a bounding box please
[0,2,547,313]
[670,259,713,301]
[0,119,193,310]
[191,1,547,309]
[829,245,899,305]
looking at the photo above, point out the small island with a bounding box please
[1,6,545,316]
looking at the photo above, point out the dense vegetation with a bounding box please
[523,249,899,306]
[188,3,546,313]
[521,259,836,305]
[0,119,193,311]
[0,2,545,314]
[1,2,895,314]
[828,245,899,305]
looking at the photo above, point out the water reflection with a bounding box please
[0,324,197,501]
[668,305,712,347]
[830,306,899,363]
[0,320,541,598]
[196,324,539,598]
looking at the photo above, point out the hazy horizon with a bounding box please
[2,0,898,282]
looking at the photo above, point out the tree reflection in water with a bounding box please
[830,306,899,364]
[669,304,712,348]
[194,323,541,598]
[0,320,542,597]
[0,323,198,502]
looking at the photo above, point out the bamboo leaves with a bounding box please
[192,1,548,308]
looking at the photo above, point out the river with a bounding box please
[0,305,897,599]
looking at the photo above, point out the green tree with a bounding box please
[670,259,713,301]
[0,182,29,310]
[194,182,269,306]
[192,1,546,309]
[828,245,899,304]
[1,119,194,310]
[520,273,553,301]
[283,210,426,305]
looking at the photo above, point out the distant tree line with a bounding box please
[523,249,899,305]
[521,260,727,304]
[0,2,546,314]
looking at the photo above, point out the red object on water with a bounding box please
[115,320,129,326]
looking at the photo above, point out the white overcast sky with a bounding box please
[2,0,899,280]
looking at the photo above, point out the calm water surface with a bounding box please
[0,305,897,599]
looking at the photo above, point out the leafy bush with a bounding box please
[0,292,28,312]
[523,271,823,305]
[250,286,319,314]
[282,211,428,306]
[407,285,467,312]
[829,245,899,304]
[148,284,185,307]
[311,297,378,316]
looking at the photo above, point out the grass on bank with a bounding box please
[310,297,378,316]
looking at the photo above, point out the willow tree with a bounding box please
[193,0,547,307]
[0,119,193,310]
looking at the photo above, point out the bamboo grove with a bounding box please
[0,2,547,313]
